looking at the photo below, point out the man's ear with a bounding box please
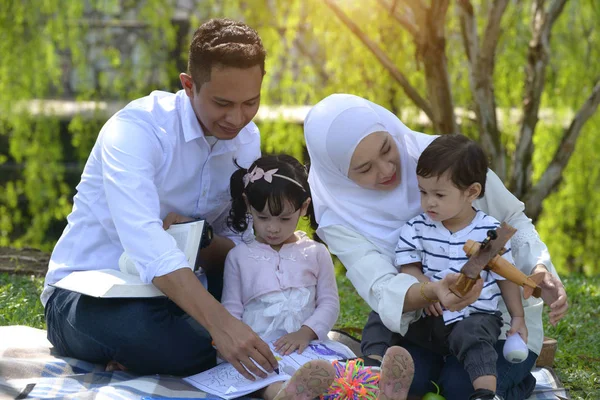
[179,73,194,96]
[467,183,482,201]
[300,197,311,217]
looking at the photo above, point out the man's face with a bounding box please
[181,65,263,139]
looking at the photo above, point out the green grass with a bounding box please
[1,271,598,399]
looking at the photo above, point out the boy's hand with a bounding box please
[425,302,444,317]
[274,326,317,355]
[507,316,528,343]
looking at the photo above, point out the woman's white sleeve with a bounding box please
[473,169,557,277]
[318,225,420,335]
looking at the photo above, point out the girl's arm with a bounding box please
[221,251,245,320]
[301,244,340,340]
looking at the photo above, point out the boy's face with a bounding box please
[417,172,480,225]
[180,65,263,140]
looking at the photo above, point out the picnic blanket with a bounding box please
[0,326,570,399]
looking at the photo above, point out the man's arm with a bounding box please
[153,268,277,380]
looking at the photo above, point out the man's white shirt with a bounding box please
[42,90,260,305]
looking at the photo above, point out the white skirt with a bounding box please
[242,286,316,341]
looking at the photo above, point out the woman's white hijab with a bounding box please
[305,94,436,251]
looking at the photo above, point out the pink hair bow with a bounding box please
[243,167,279,188]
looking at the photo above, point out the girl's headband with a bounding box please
[243,166,305,191]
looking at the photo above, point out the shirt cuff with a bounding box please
[139,249,191,283]
[378,273,421,335]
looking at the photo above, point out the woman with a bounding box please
[304,94,568,399]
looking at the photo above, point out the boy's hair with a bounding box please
[416,134,488,198]
[228,154,316,233]
[188,18,266,90]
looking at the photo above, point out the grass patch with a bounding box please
[1,271,598,398]
[0,273,46,329]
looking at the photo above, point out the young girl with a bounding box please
[222,154,414,400]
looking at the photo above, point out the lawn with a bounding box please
[1,272,598,399]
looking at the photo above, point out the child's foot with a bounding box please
[273,360,335,400]
[105,360,128,372]
[377,346,414,400]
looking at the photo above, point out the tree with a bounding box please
[322,0,599,221]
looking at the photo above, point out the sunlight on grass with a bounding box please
[1,271,598,398]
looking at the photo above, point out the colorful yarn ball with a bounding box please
[320,358,380,400]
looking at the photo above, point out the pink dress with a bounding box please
[222,231,340,341]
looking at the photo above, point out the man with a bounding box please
[42,18,277,379]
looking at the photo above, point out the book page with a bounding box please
[166,224,190,255]
[183,339,355,399]
[51,270,164,298]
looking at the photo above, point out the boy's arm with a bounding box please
[401,262,429,283]
[498,280,528,341]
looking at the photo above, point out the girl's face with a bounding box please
[248,198,311,250]
[347,131,401,191]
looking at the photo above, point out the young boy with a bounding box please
[394,134,527,400]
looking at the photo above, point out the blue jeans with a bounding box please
[361,312,537,400]
[45,272,223,376]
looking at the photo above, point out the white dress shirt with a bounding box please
[319,170,558,355]
[41,90,261,306]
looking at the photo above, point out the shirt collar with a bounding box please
[178,90,247,153]
[180,90,206,143]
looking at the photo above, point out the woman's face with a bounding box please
[348,131,401,191]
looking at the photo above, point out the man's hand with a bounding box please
[274,326,317,355]
[433,273,484,312]
[163,212,194,230]
[210,313,279,380]
[533,264,568,326]
[153,269,277,381]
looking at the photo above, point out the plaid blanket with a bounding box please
[0,326,569,400]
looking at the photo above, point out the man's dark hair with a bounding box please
[187,18,266,89]
[416,134,488,198]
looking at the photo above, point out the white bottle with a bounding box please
[503,333,528,363]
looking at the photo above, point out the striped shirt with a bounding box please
[394,210,512,325]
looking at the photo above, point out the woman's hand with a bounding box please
[433,273,484,312]
[274,326,317,355]
[162,212,194,230]
[533,264,568,325]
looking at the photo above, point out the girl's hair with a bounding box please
[227,154,317,233]
[416,134,488,198]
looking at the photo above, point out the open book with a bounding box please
[50,219,212,298]
[183,339,356,400]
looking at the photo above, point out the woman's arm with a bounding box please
[319,224,483,334]
[474,169,568,324]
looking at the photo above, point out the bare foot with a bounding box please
[273,360,335,400]
[377,346,414,400]
[105,360,128,372]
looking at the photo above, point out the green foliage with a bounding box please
[0,0,599,274]
[0,273,45,329]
